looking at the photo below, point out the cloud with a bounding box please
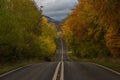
[34,0,78,21]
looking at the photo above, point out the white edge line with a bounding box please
[0,64,32,78]
[60,38,64,80]
[52,62,61,80]
[60,61,64,80]
[88,62,120,75]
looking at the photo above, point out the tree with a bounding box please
[0,0,42,62]
[93,0,120,57]
[62,0,110,58]
[39,17,57,61]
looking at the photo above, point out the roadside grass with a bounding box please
[0,53,56,75]
[69,53,120,73]
[0,59,46,75]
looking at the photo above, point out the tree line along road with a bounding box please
[0,38,120,80]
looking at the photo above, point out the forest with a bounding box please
[62,0,120,58]
[0,0,120,65]
[0,0,57,63]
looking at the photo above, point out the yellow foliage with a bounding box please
[39,36,56,55]
[39,20,57,56]
[42,17,48,24]
[62,25,73,45]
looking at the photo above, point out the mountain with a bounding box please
[43,15,60,25]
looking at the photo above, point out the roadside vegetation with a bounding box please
[62,0,120,72]
[0,0,57,74]
[69,52,120,73]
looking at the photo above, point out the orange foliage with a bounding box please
[62,0,120,57]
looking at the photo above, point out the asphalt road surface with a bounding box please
[0,38,120,80]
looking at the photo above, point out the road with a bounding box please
[0,38,120,80]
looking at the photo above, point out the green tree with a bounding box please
[0,0,42,62]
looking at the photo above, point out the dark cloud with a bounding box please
[35,0,78,21]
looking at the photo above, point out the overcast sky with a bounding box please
[34,0,78,21]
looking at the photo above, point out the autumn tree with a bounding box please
[39,17,57,61]
[93,0,120,57]
[62,0,109,58]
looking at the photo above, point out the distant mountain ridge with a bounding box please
[43,15,60,25]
